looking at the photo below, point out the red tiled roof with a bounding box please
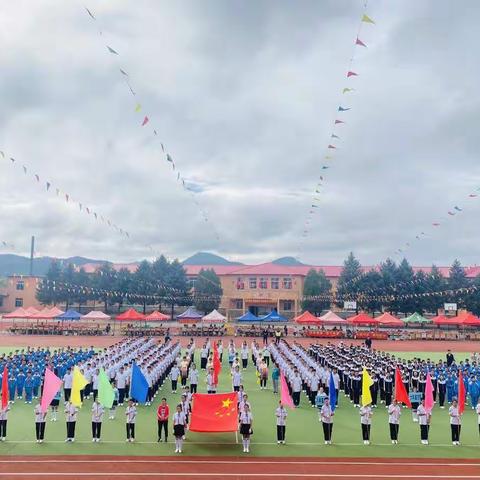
[183,265,244,276]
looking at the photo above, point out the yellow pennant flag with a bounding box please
[362,14,375,24]
[71,366,88,407]
[135,103,142,112]
[361,367,373,406]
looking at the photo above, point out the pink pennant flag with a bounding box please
[424,372,434,413]
[356,37,367,47]
[469,194,478,198]
[141,116,149,126]
[40,368,62,413]
[347,71,358,77]
[327,144,336,149]
[280,372,295,410]
[432,222,440,226]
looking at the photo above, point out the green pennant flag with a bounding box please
[98,369,114,408]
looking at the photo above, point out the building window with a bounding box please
[15,298,23,307]
[249,277,257,289]
[236,278,245,290]
[282,277,292,289]
[233,299,243,310]
[259,277,267,289]
[271,277,279,289]
[187,278,196,290]
[16,281,25,291]
[283,300,293,311]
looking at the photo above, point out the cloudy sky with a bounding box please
[1,0,479,267]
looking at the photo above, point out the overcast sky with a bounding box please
[1,1,479,266]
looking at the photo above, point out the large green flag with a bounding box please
[98,369,114,408]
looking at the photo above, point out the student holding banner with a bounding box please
[320,398,334,445]
[34,401,47,443]
[359,403,372,445]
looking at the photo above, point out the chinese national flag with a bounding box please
[189,393,238,432]
[213,343,221,385]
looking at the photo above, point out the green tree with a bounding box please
[133,260,155,314]
[73,267,91,310]
[152,255,171,310]
[113,268,133,312]
[336,252,362,308]
[412,270,428,314]
[396,258,415,314]
[379,258,398,312]
[357,270,383,313]
[165,259,189,317]
[302,269,332,315]
[93,263,117,313]
[423,265,447,314]
[448,259,469,308]
[36,260,63,305]
[465,274,480,315]
[193,268,223,314]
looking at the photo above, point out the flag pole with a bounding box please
[235,430,238,444]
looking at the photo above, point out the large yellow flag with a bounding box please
[71,366,88,407]
[361,367,373,406]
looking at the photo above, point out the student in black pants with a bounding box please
[34,402,47,443]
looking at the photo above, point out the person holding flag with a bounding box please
[320,397,334,445]
[359,402,372,445]
[64,400,79,442]
[275,400,288,444]
[417,398,431,445]
[0,367,10,442]
[125,399,137,442]
[91,398,104,442]
[449,398,462,445]
[34,400,47,443]
[387,399,401,444]
[206,367,217,394]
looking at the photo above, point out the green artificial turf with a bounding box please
[0,347,479,457]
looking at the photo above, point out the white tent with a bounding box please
[319,310,347,323]
[202,309,226,323]
[81,311,111,320]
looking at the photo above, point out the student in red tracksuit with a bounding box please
[157,398,170,443]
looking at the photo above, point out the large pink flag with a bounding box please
[424,372,434,413]
[280,372,295,410]
[40,368,62,413]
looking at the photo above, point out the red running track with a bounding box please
[0,456,479,480]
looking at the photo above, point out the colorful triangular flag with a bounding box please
[107,46,119,55]
[141,116,149,126]
[347,71,358,77]
[362,14,375,24]
[356,37,367,47]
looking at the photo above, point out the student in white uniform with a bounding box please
[232,366,242,392]
[449,399,462,445]
[388,399,401,444]
[189,363,199,394]
[91,399,105,442]
[275,401,287,444]
[206,368,217,394]
[125,399,137,442]
[64,401,78,442]
[63,368,73,403]
[320,398,334,445]
[239,403,253,453]
[359,403,372,445]
[34,401,47,443]
[417,399,431,445]
[173,404,187,453]
[476,399,480,435]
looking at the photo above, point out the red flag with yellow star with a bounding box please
[189,392,238,432]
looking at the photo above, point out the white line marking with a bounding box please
[1,474,479,478]
[0,460,479,466]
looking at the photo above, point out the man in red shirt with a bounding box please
[157,398,169,442]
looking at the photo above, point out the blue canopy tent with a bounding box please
[177,306,203,322]
[236,311,260,322]
[56,309,82,321]
[259,310,288,322]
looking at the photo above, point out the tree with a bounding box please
[424,265,447,314]
[356,270,383,313]
[133,260,155,314]
[165,259,189,317]
[302,269,331,315]
[336,252,363,308]
[73,267,91,310]
[379,258,398,312]
[448,259,469,308]
[93,263,117,313]
[465,274,480,315]
[193,269,223,314]
[36,260,63,305]
[396,258,415,314]
[113,268,133,312]
[152,255,171,310]
[412,270,428,314]
[60,263,76,310]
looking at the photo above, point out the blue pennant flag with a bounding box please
[329,372,337,411]
[130,362,148,403]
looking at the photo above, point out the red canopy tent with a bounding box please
[31,307,65,319]
[376,312,404,327]
[2,307,30,319]
[457,312,480,327]
[116,308,146,321]
[432,315,463,326]
[25,307,40,316]
[294,311,322,325]
[347,312,378,325]
[145,310,170,322]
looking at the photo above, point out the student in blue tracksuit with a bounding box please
[8,375,16,403]
[468,376,479,409]
[24,372,34,404]
[32,371,41,399]
[16,371,26,400]
[446,375,455,404]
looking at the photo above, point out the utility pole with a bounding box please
[29,235,35,276]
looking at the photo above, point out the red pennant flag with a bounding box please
[356,37,367,47]
[1,366,8,409]
[394,367,411,408]
[213,343,221,385]
[189,392,238,432]
[458,370,465,414]
[347,71,358,77]
[141,116,149,126]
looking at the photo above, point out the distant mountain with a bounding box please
[272,256,307,266]
[182,252,243,266]
[0,254,107,277]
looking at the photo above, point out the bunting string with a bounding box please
[82,6,220,241]
[299,2,376,255]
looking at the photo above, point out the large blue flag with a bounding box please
[329,372,337,411]
[130,362,148,403]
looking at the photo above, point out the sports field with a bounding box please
[1,345,479,459]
